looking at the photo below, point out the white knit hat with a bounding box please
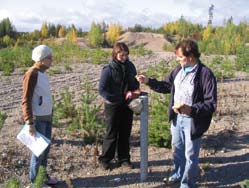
[32,45,52,61]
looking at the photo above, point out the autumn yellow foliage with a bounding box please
[106,23,123,46]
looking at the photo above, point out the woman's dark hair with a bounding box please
[175,39,201,59]
[112,42,129,60]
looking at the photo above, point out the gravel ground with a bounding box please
[0,52,249,188]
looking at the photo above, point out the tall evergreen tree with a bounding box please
[48,23,56,37]
[0,17,15,38]
[88,22,103,48]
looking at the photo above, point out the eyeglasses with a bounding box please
[118,52,128,57]
[46,56,53,60]
[176,56,185,61]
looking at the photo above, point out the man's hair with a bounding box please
[175,39,201,59]
[112,42,129,60]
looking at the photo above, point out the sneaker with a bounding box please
[163,177,180,185]
[46,177,58,185]
[99,161,110,170]
[119,161,134,169]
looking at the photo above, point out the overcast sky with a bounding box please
[0,0,248,32]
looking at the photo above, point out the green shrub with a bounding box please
[0,48,15,75]
[163,43,175,52]
[68,77,104,144]
[146,60,174,148]
[236,45,249,73]
[88,48,110,65]
[240,179,249,188]
[146,60,174,79]
[14,45,33,67]
[64,64,73,72]
[53,77,104,144]
[53,88,77,120]
[34,166,47,188]
[48,67,62,75]
[52,96,58,126]
[205,56,235,80]
[0,45,32,75]
[130,45,153,56]
[0,42,110,75]
[4,177,21,188]
[148,93,171,148]
[0,111,7,131]
[1,63,14,76]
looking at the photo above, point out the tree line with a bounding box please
[0,16,249,56]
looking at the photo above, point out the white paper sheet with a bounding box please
[17,124,51,157]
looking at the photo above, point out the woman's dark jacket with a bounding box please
[99,59,139,104]
[147,61,217,140]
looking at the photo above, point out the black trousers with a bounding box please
[99,103,133,163]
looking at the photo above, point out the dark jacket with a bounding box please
[147,61,217,140]
[99,59,139,104]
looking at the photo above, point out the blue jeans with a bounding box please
[30,120,52,183]
[170,115,201,188]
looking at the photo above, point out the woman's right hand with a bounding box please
[135,74,149,84]
[28,124,36,137]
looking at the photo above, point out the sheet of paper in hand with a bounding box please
[17,124,51,157]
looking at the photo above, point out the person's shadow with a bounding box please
[48,159,170,188]
[198,132,249,187]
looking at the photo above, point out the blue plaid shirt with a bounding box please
[173,64,198,107]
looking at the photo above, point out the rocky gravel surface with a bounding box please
[0,52,249,188]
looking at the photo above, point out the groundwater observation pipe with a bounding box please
[139,92,148,182]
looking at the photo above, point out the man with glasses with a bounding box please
[22,44,57,186]
[136,39,217,188]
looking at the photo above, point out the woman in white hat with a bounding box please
[22,44,57,185]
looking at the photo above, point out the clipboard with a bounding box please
[17,124,51,157]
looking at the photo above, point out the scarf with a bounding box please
[109,60,128,95]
